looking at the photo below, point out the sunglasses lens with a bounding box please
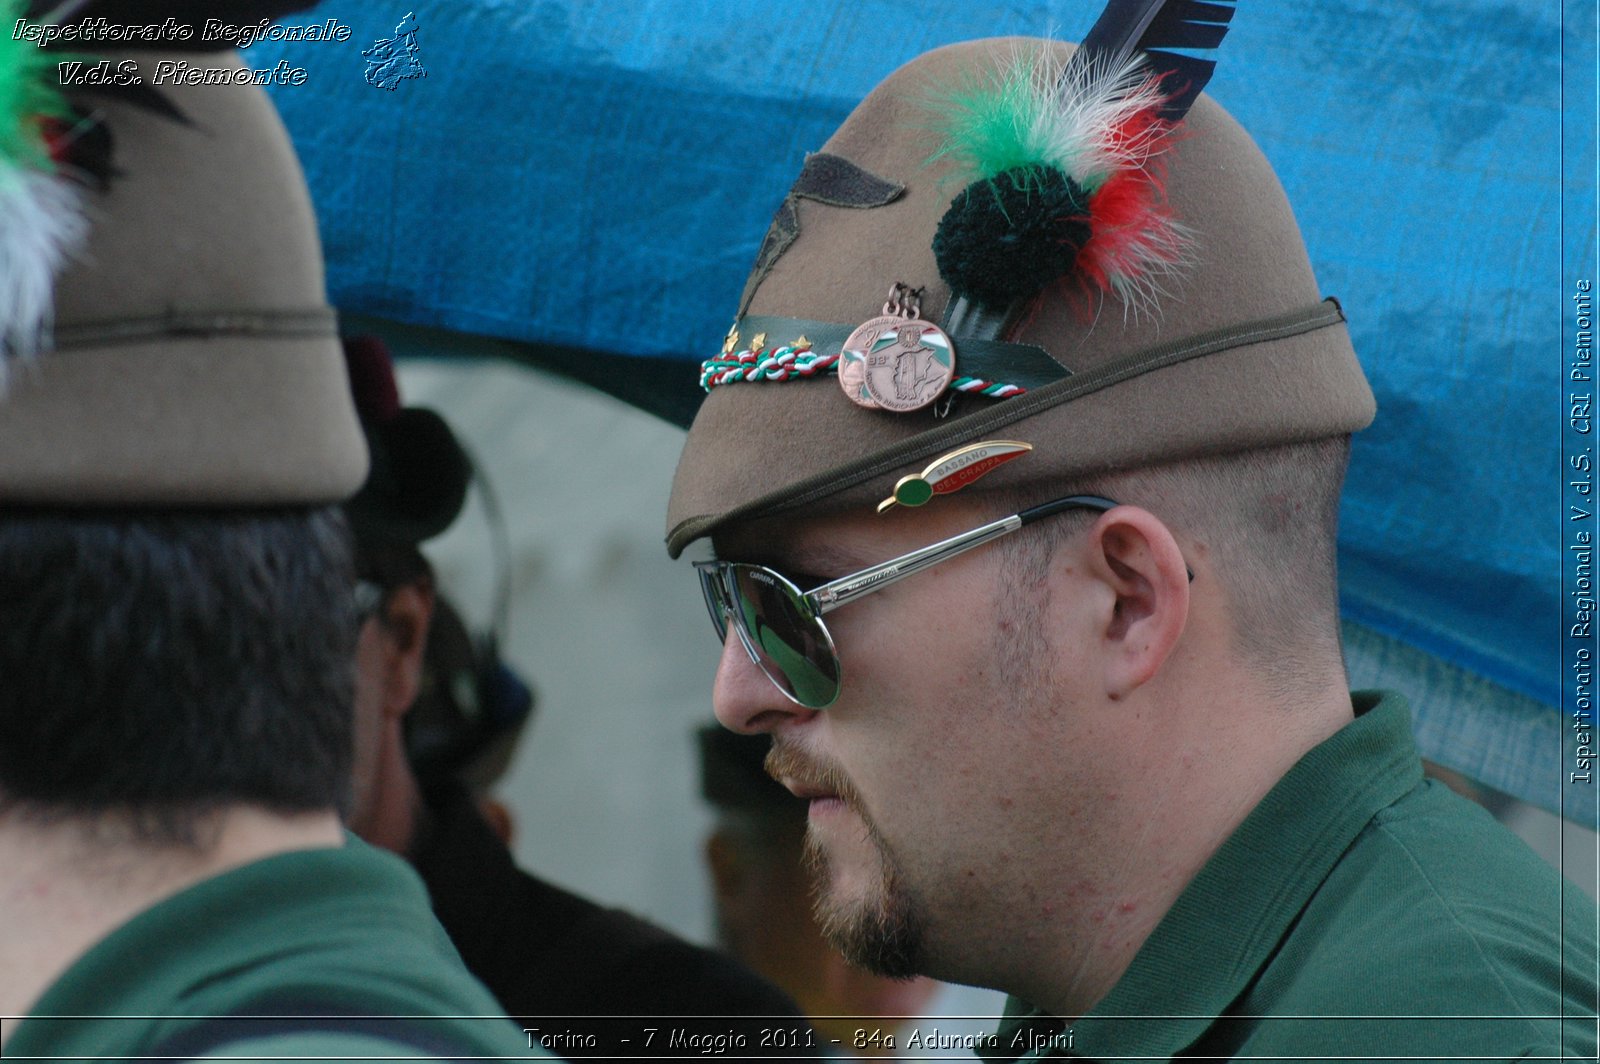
[728,565,840,708]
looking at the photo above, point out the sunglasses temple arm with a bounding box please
[810,515,1024,615]
[1016,494,1119,524]
[1016,494,1192,582]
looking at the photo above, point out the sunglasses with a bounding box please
[696,493,1122,709]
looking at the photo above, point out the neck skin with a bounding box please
[348,717,424,856]
[0,805,342,1042]
[344,581,433,858]
[1012,622,1353,1020]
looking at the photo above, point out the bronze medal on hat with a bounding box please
[837,346,878,409]
[839,284,955,413]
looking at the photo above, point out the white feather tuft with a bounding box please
[1097,216,1197,322]
[1029,49,1172,186]
[0,167,87,389]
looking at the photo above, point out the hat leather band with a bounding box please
[732,298,1343,413]
[735,314,1070,391]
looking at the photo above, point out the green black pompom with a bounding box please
[932,164,1092,308]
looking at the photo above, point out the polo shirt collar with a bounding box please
[982,690,1423,1061]
[10,837,435,1055]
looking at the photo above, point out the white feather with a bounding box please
[1098,216,1197,322]
[1027,49,1172,185]
[0,167,87,388]
[1012,45,1195,320]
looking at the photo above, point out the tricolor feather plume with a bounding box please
[927,0,1236,335]
[0,0,89,382]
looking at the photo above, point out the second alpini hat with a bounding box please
[665,1,1374,556]
[0,0,363,507]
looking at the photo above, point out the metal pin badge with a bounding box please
[877,440,1034,513]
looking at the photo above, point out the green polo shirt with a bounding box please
[981,692,1598,1063]
[7,835,535,1061]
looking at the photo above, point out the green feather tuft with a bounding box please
[923,50,1051,183]
[0,0,75,172]
[922,43,1171,194]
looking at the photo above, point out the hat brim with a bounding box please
[667,306,1367,556]
[0,331,363,505]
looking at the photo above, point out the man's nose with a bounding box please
[710,625,818,735]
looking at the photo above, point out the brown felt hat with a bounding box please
[0,51,364,507]
[665,38,1373,557]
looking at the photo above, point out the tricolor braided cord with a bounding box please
[700,343,838,390]
[700,345,1025,397]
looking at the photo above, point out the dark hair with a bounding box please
[0,506,357,843]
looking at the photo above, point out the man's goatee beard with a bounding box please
[804,830,925,980]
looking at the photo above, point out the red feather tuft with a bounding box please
[1073,105,1189,314]
[1078,171,1160,291]
[39,117,72,167]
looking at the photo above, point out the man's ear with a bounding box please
[1082,506,1190,699]
[378,579,434,719]
[476,797,516,846]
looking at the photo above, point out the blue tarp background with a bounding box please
[256,2,1594,814]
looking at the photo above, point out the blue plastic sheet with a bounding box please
[256,2,1594,818]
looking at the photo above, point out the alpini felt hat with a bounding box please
[0,0,364,506]
[666,2,1374,557]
